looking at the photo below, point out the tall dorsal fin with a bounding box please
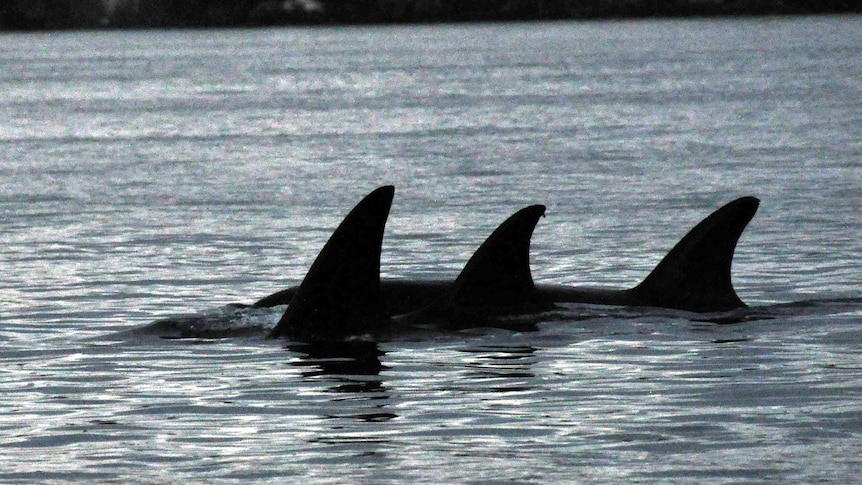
[447,204,548,309]
[403,205,553,327]
[269,186,394,340]
[632,196,759,312]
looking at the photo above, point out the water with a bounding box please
[1,15,861,483]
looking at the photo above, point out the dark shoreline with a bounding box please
[2,1,860,32]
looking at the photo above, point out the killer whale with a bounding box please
[132,187,759,341]
[392,204,556,330]
[268,189,552,340]
[268,185,394,341]
[267,186,758,341]
[259,193,758,334]
[534,195,758,313]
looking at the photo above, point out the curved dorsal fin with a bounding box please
[399,205,554,330]
[632,196,759,312]
[447,204,548,309]
[269,186,394,340]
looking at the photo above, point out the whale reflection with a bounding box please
[287,340,395,423]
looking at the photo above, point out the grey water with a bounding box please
[1,15,861,483]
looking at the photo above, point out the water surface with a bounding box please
[1,16,861,483]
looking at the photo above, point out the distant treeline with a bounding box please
[2,0,860,30]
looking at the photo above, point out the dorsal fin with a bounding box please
[269,186,394,340]
[404,205,553,327]
[632,196,759,312]
[447,205,548,309]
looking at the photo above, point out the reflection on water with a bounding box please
[459,345,537,387]
[288,340,396,423]
[289,340,387,379]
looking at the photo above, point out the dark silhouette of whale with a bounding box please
[267,186,759,341]
[269,185,394,340]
